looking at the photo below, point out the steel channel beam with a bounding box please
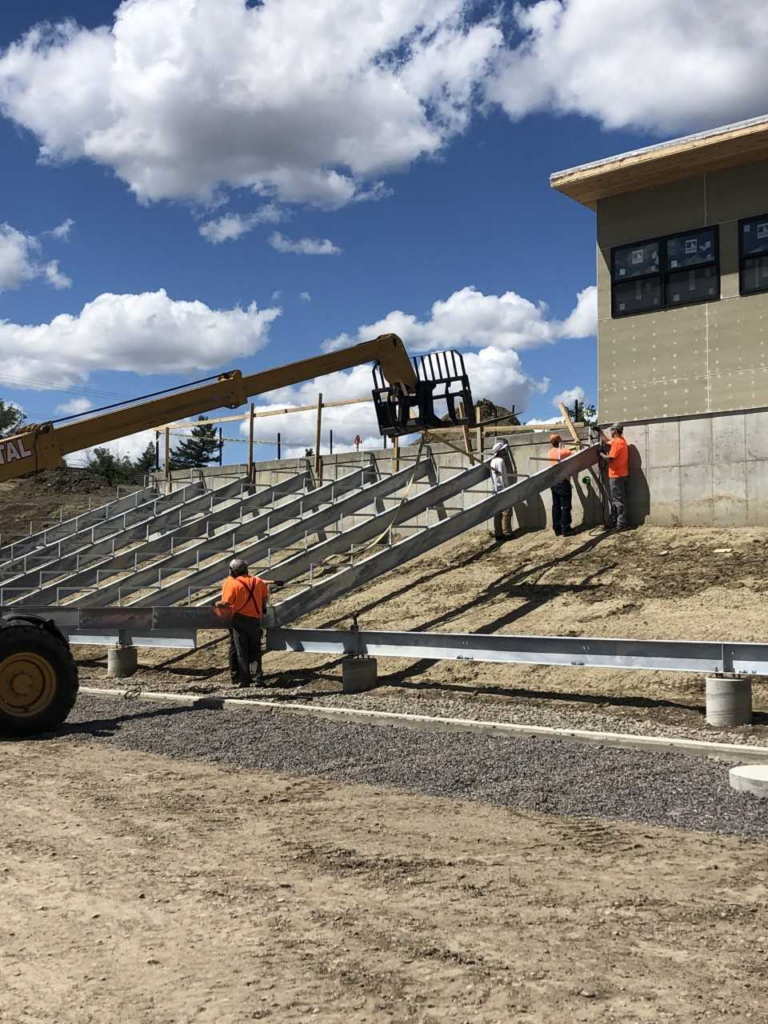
[4,603,768,673]
[4,477,248,594]
[267,447,598,627]
[266,628,768,677]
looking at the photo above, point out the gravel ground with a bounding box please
[60,692,768,840]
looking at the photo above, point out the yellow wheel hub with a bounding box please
[0,653,57,718]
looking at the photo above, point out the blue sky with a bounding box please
[0,0,762,461]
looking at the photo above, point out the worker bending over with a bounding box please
[489,440,514,541]
[599,422,630,531]
[547,434,576,537]
[216,558,275,687]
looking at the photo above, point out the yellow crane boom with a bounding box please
[0,334,475,482]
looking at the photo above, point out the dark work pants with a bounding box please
[551,481,572,534]
[609,476,629,528]
[229,613,263,684]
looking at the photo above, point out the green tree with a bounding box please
[568,400,598,425]
[135,440,158,473]
[0,400,25,438]
[86,447,136,486]
[304,447,314,458]
[170,416,222,469]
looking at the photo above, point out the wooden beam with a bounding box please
[247,402,255,484]
[160,395,373,431]
[314,393,322,480]
[551,117,768,209]
[557,402,582,447]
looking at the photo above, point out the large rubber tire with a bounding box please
[0,624,79,737]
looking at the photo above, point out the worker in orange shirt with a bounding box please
[599,423,630,531]
[548,434,576,537]
[216,558,277,687]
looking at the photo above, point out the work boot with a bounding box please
[237,679,252,689]
[562,528,576,537]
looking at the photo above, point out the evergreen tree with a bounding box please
[86,447,136,486]
[171,417,222,469]
[0,400,25,438]
[135,440,158,473]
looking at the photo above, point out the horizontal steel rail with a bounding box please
[2,476,248,591]
[122,459,429,609]
[266,629,768,676]
[3,605,768,674]
[7,472,308,605]
[0,483,159,565]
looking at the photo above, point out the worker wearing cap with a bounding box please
[489,440,513,541]
[216,558,276,687]
[599,423,630,531]
[548,434,576,537]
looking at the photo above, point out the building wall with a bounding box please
[622,405,768,527]
[597,159,768,424]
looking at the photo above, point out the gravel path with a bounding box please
[59,692,768,840]
[235,684,768,746]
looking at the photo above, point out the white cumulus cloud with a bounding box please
[490,0,768,134]
[0,222,73,292]
[552,385,586,411]
[0,289,280,388]
[0,0,502,208]
[269,232,341,256]
[49,217,75,240]
[56,396,94,416]
[198,203,283,244]
[324,284,596,354]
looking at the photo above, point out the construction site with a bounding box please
[5,115,768,1024]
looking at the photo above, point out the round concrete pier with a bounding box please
[705,676,752,727]
[342,657,377,694]
[108,645,138,679]
[729,764,768,798]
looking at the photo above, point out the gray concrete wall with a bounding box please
[597,159,768,423]
[156,427,604,535]
[622,405,768,527]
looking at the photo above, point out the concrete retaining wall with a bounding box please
[622,405,768,527]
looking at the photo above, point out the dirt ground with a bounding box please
[78,524,768,741]
[0,468,121,542]
[3,739,768,1024]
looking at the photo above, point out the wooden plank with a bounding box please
[161,395,373,431]
[314,393,323,480]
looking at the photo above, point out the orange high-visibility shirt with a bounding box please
[548,446,574,463]
[220,575,269,618]
[608,437,629,478]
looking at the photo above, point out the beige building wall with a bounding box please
[597,159,768,423]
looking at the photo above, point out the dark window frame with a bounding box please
[739,213,768,296]
[610,225,720,319]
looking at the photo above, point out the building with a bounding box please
[551,115,768,526]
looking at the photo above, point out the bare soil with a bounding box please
[3,739,768,1024]
[0,468,121,541]
[78,524,768,741]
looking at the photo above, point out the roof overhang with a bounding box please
[551,114,768,209]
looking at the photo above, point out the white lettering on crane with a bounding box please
[0,436,33,466]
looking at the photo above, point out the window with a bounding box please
[611,226,719,317]
[740,214,768,295]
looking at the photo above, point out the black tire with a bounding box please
[0,624,79,737]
